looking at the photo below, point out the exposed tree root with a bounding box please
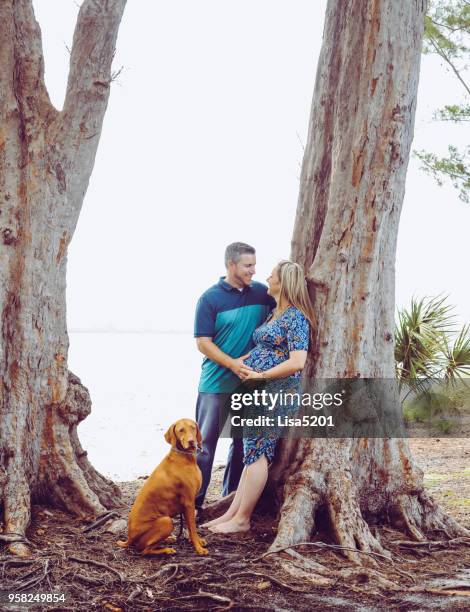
[268,484,467,567]
[198,493,235,522]
[273,547,330,574]
[229,570,313,593]
[271,550,400,591]
[391,537,470,549]
[67,555,124,582]
[2,373,122,557]
[324,475,389,564]
[82,510,121,534]
[66,374,121,509]
[253,431,470,569]
[3,464,32,557]
[274,558,333,587]
[390,491,470,541]
[37,373,121,519]
[269,443,321,551]
[336,567,400,591]
[200,438,469,571]
[268,484,469,567]
[268,446,389,564]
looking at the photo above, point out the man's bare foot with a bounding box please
[208,518,250,534]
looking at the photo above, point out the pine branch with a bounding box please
[429,35,470,95]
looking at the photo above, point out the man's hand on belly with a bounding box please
[230,354,253,380]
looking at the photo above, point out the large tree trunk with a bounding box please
[0,0,126,556]
[267,0,469,563]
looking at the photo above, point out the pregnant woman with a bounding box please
[202,260,315,534]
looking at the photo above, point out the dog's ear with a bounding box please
[196,424,202,450]
[164,425,176,446]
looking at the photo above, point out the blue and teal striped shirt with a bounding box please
[194,277,275,393]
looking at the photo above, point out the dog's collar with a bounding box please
[171,447,198,457]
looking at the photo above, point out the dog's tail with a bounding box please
[116,539,129,548]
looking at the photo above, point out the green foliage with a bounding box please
[403,390,458,421]
[395,295,470,394]
[424,0,470,60]
[442,322,470,378]
[418,0,470,201]
[445,379,470,406]
[434,104,470,121]
[403,388,463,434]
[436,418,453,433]
[414,145,470,202]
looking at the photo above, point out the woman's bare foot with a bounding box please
[208,518,250,534]
[201,511,235,529]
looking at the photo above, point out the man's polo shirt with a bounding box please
[194,278,275,393]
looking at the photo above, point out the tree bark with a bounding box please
[0,0,126,556]
[267,0,468,563]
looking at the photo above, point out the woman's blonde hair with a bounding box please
[276,260,316,334]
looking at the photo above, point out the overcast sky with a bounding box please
[33,0,470,332]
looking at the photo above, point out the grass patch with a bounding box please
[424,472,448,484]
[403,390,463,434]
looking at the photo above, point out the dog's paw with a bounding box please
[142,546,176,555]
[198,537,207,546]
[195,546,209,555]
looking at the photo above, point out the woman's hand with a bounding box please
[240,367,264,381]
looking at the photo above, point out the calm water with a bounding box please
[69,332,231,481]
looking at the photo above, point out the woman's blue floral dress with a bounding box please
[242,306,309,465]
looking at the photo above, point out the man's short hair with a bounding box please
[225,242,256,266]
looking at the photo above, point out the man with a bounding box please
[194,242,275,509]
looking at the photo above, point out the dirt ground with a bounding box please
[1,438,469,612]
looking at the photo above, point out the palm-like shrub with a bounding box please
[395,295,470,395]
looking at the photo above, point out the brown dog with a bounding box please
[117,418,208,555]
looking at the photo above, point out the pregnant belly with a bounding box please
[243,347,285,372]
